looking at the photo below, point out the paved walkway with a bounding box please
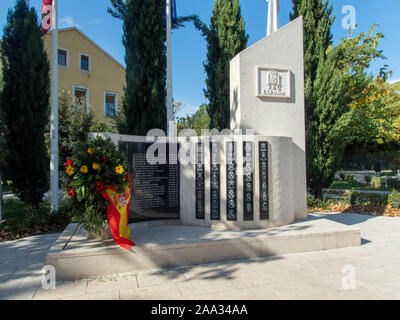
[1,212,400,300]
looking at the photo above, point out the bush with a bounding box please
[387,178,400,190]
[307,196,325,208]
[388,190,400,209]
[52,89,94,170]
[307,195,345,208]
[349,191,388,206]
[364,176,372,184]
[90,121,115,133]
[347,175,356,183]
[339,173,346,181]
[63,137,129,234]
[0,200,71,238]
[370,176,381,189]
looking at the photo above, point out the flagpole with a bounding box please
[166,0,173,137]
[50,0,59,212]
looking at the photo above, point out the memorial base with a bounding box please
[46,215,361,280]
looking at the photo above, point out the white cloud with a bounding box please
[388,78,400,84]
[59,16,79,28]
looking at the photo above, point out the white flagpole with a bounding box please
[50,0,59,212]
[166,0,174,137]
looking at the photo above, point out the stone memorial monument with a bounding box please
[230,3,307,222]
[95,1,308,229]
[48,3,361,280]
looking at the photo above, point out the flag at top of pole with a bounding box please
[42,0,53,35]
[163,0,177,28]
[42,0,59,211]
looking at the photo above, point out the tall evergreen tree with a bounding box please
[308,50,348,198]
[290,0,343,198]
[108,0,196,135]
[109,0,166,135]
[0,0,50,208]
[194,0,248,130]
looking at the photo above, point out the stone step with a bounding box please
[46,216,361,281]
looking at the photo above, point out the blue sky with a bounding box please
[1,0,399,117]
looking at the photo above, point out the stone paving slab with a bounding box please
[0,212,399,300]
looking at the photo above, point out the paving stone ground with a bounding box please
[1,212,400,300]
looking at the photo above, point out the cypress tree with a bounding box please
[109,0,167,135]
[199,0,248,131]
[308,50,348,198]
[109,0,196,135]
[290,0,346,198]
[0,0,50,208]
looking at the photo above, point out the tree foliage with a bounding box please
[56,89,93,170]
[0,0,50,208]
[177,104,211,135]
[108,0,197,135]
[291,0,337,198]
[307,49,348,198]
[109,0,166,135]
[0,46,5,177]
[332,26,400,146]
[290,1,396,198]
[193,0,248,130]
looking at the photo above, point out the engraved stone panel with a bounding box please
[226,141,237,221]
[257,67,291,99]
[243,141,254,221]
[259,141,269,220]
[210,141,221,220]
[120,141,180,222]
[195,142,205,220]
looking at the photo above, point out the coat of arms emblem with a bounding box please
[264,69,285,96]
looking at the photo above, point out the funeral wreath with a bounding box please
[62,136,130,235]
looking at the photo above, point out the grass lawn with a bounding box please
[0,198,71,241]
[328,179,391,192]
[2,199,62,219]
[1,181,15,194]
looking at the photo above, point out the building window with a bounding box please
[58,49,68,67]
[105,92,117,117]
[73,86,89,108]
[80,54,90,72]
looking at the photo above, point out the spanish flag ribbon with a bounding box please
[101,182,135,250]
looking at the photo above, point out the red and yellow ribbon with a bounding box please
[101,179,135,250]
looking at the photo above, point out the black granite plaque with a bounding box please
[119,141,180,222]
[243,141,254,221]
[210,141,220,220]
[259,141,269,220]
[226,141,237,221]
[195,142,205,220]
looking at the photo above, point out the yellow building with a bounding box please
[44,27,125,122]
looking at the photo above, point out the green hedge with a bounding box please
[349,191,388,206]
[388,190,400,209]
[387,178,400,190]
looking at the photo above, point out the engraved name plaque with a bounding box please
[259,141,269,220]
[243,141,254,221]
[210,141,221,220]
[195,142,205,220]
[120,141,180,222]
[226,141,237,221]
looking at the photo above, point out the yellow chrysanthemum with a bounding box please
[115,165,125,175]
[87,148,94,155]
[66,166,75,176]
[80,165,89,174]
[92,162,99,170]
